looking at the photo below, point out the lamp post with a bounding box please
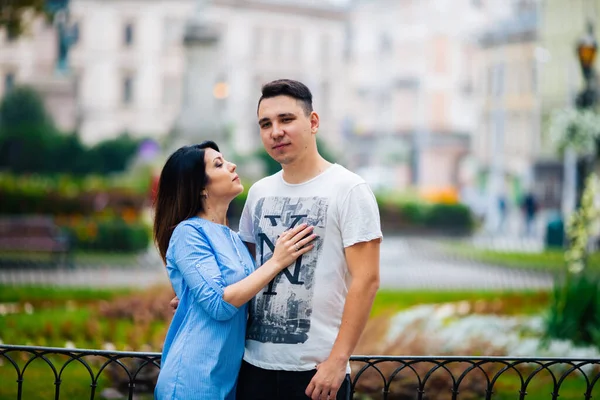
[563,22,598,222]
[575,23,598,202]
[575,22,598,110]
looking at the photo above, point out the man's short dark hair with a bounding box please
[258,79,313,116]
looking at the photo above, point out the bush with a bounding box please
[376,194,474,233]
[545,272,600,347]
[0,173,149,215]
[0,86,146,175]
[399,202,428,225]
[59,216,151,253]
[545,173,600,348]
[425,203,474,230]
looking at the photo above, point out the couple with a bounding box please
[152,79,382,400]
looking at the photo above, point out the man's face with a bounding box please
[257,95,319,166]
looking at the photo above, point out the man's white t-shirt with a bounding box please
[238,164,382,371]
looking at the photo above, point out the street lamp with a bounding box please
[563,22,599,225]
[576,22,598,109]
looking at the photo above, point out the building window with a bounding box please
[124,22,134,46]
[4,73,15,93]
[123,75,134,104]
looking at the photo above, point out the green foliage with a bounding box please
[0,85,47,126]
[399,202,428,224]
[0,87,145,175]
[545,173,600,348]
[545,272,600,347]
[444,244,600,272]
[0,87,63,173]
[90,134,142,174]
[548,108,600,154]
[376,194,474,232]
[371,289,548,318]
[563,173,600,273]
[61,217,151,252]
[0,285,131,303]
[0,0,45,39]
[426,203,474,229]
[0,173,149,215]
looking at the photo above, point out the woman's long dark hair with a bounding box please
[153,141,219,263]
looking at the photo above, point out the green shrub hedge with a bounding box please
[0,173,148,215]
[60,217,150,252]
[378,197,474,233]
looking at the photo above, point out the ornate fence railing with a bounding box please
[1,344,600,399]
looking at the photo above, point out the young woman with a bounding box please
[153,141,315,399]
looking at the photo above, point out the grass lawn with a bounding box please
[371,289,550,317]
[0,285,133,304]
[0,250,141,267]
[0,286,591,400]
[444,242,600,272]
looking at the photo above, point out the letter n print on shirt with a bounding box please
[247,196,328,344]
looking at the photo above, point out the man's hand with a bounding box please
[169,296,179,314]
[305,357,347,400]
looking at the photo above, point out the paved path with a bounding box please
[379,236,552,290]
[0,236,554,290]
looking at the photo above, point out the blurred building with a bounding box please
[0,1,195,144]
[0,0,347,154]
[0,0,348,156]
[345,0,509,192]
[70,0,196,144]
[180,0,349,156]
[539,0,600,128]
[0,16,78,132]
[474,0,541,203]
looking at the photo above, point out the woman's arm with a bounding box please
[223,223,314,307]
[171,223,315,317]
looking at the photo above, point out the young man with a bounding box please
[235,79,382,400]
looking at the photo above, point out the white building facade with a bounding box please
[345,0,511,191]
[0,0,348,155]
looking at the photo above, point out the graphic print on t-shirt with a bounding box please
[247,196,327,344]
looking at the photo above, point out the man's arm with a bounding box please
[305,239,380,400]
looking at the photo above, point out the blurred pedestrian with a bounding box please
[521,191,538,237]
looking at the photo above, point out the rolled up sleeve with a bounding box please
[171,223,239,321]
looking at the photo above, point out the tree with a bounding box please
[0,85,48,126]
[0,0,45,39]
[0,85,63,173]
[90,134,142,174]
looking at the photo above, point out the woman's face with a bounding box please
[203,148,244,200]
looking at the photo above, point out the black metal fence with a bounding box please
[2,344,600,399]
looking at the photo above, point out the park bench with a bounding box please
[0,216,72,268]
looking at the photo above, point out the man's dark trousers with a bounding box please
[236,360,352,399]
